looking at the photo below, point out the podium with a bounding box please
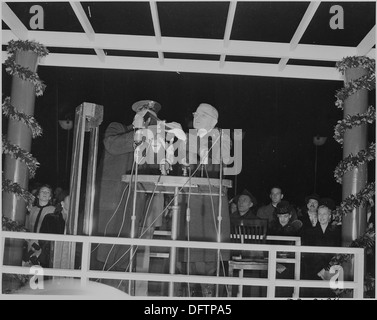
[121,174,232,296]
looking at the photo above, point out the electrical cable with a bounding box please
[100,132,223,294]
[185,165,192,297]
[204,164,229,296]
[101,143,151,272]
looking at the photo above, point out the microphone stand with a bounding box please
[128,130,142,295]
[215,129,223,297]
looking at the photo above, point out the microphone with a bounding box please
[159,158,171,175]
[133,111,147,146]
[134,129,144,146]
[143,110,175,130]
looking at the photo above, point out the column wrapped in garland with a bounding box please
[2,40,48,266]
[333,56,375,245]
[331,56,375,297]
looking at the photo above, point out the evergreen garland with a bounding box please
[4,56,46,96]
[2,97,43,138]
[6,39,49,58]
[2,175,35,211]
[2,40,47,215]
[333,56,376,221]
[334,106,375,144]
[2,216,28,232]
[2,135,40,178]
[334,143,375,184]
[331,56,376,298]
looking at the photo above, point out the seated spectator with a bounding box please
[299,194,320,230]
[301,198,341,298]
[230,189,259,226]
[268,200,302,237]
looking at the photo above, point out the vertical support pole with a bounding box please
[168,187,180,297]
[2,50,38,267]
[216,130,223,297]
[128,158,139,296]
[83,126,100,236]
[341,67,369,247]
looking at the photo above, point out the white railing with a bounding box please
[0,231,364,299]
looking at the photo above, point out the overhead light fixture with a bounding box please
[59,119,73,130]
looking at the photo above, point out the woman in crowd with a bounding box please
[301,198,341,297]
[38,194,70,268]
[23,184,56,266]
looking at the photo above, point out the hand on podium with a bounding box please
[160,158,172,175]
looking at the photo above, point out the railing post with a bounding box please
[353,248,365,299]
[168,187,180,297]
[80,238,91,288]
[293,250,301,298]
[0,232,365,299]
[0,236,4,295]
[267,247,277,298]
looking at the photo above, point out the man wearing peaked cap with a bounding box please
[94,100,174,295]
[94,100,163,282]
[131,100,161,113]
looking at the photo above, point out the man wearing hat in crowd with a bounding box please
[268,200,302,237]
[299,193,320,230]
[93,100,182,293]
[229,189,259,226]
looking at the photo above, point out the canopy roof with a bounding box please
[2,1,375,81]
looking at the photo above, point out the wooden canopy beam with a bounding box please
[69,1,106,62]
[278,1,321,71]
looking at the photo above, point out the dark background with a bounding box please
[2,1,376,208]
[3,65,375,207]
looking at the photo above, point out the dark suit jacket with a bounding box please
[301,223,341,279]
[230,208,259,226]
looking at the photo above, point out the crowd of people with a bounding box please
[229,186,346,297]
